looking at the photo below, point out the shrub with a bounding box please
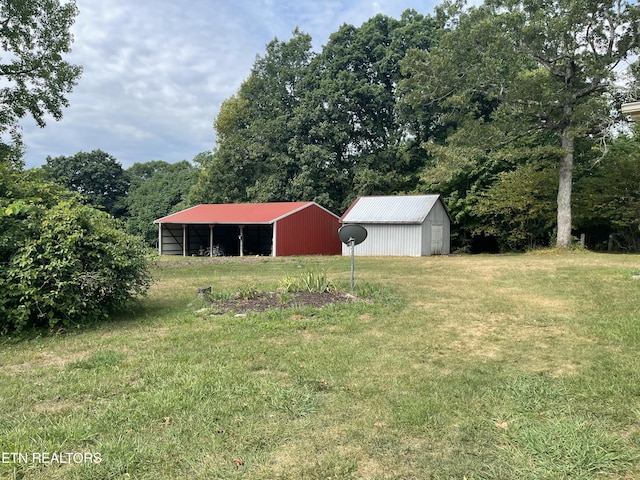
[0,198,151,333]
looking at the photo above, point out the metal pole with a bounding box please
[239,225,244,257]
[183,224,187,257]
[350,239,355,291]
[209,225,214,257]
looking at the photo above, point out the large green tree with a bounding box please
[44,149,130,217]
[191,30,314,206]
[399,4,545,249]
[499,0,639,248]
[194,11,441,213]
[0,0,82,146]
[126,159,198,245]
[401,0,640,248]
[290,11,440,211]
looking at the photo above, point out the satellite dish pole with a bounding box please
[348,236,356,290]
[338,224,368,291]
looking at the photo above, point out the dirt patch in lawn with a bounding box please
[5,350,87,374]
[207,291,356,315]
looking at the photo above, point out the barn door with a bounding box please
[431,225,443,255]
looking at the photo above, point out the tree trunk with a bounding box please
[556,129,574,249]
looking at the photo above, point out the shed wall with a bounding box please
[276,205,341,256]
[189,225,211,255]
[160,224,185,255]
[423,200,451,255]
[342,224,423,256]
[421,221,431,256]
[427,200,448,224]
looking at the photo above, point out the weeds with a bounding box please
[278,268,336,293]
[300,268,335,293]
[278,274,299,293]
[236,283,259,300]
[277,292,292,304]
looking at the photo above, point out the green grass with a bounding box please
[1,253,640,479]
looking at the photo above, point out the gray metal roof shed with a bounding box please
[340,195,451,256]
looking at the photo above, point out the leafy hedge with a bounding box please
[1,165,151,334]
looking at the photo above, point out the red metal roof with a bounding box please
[155,202,319,224]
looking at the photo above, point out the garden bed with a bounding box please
[207,291,354,314]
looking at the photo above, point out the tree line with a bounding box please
[41,149,201,245]
[1,0,639,333]
[190,2,640,252]
[38,2,640,254]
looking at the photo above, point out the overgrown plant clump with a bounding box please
[1,167,152,334]
[236,283,259,300]
[278,268,336,294]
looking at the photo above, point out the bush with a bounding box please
[0,197,151,333]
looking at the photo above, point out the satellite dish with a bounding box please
[338,224,367,291]
[338,224,368,246]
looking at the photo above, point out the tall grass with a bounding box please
[1,253,639,479]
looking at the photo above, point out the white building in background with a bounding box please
[340,195,451,257]
[621,101,640,121]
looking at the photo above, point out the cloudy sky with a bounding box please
[20,0,441,169]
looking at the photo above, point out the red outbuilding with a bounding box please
[154,202,342,257]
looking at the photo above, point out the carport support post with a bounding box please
[209,225,214,257]
[239,225,245,257]
[158,223,163,256]
[182,224,187,257]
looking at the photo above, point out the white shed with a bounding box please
[340,195,451,256]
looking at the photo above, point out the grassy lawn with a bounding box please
[1,253,640,479]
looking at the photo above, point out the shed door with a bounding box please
[431,225,443,255]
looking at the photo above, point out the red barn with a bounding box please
[154,202,341,257]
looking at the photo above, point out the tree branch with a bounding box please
[0,63,39,78]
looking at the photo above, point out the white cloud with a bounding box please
[20,0,439,168]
